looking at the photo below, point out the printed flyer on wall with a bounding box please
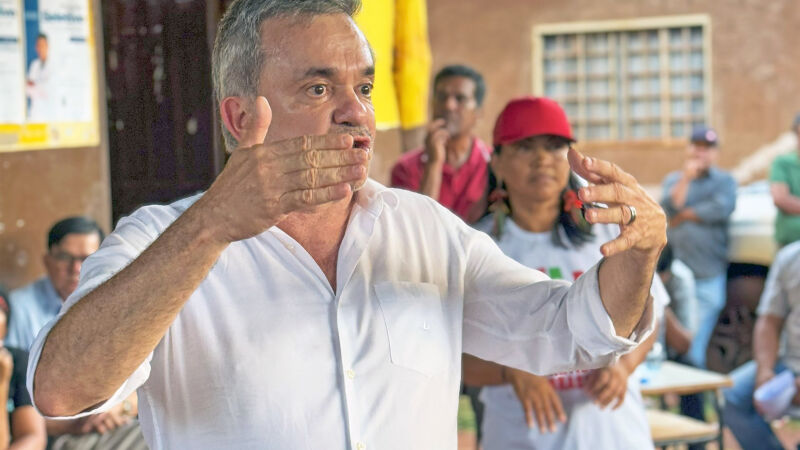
[0,0,99,152]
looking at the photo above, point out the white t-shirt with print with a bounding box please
[474,216,667,450]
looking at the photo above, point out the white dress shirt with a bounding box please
[27,179,654,450]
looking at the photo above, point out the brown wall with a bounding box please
[427,0,800,184]
[0,0,110,291]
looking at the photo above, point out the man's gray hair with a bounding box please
[212,0,361,151]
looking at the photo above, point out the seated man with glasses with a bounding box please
[7,217,146,448]
[7,217,104,350]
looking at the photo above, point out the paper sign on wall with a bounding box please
[0,0,99,152]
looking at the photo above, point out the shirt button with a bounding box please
[356,442,366,450]
[345,369,356,380]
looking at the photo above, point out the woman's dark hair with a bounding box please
[0,284,10,331]
[485,135,594,248]
[657,243,674,273]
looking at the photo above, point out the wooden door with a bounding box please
[102,0,221,222]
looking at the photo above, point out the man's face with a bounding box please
[35,37,48,61]
[256,14,375,190]
[432,76,479,137]
[43,232,101,301]
[686,141,717,172]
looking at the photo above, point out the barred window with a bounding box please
[533,16,711,142]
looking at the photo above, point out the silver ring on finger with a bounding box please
[626,205,637,226]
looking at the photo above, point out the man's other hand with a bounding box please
[200,96,370,244]
[568,148,667,258]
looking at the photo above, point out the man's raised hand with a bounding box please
[199,96,369,244]
[567,148,667,257]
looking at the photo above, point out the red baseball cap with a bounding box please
[493,96,574,146]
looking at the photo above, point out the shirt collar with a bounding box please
[354,178,399,214]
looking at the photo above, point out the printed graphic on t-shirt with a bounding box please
[542,266,590,390]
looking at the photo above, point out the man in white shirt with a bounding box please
[28,1,667,448]
[26,33,54,122]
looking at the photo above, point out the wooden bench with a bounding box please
[647,409,719,448]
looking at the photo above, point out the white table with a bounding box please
[640,361,733,448]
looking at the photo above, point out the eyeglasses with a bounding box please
[49,251,90,265]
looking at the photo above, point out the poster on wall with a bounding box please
[0,0,25,126]
[0,0,99,152]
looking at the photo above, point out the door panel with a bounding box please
[103,0,218,222]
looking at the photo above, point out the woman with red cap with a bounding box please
[462,97,666,449]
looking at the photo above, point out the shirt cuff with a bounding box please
[566,263,656,357]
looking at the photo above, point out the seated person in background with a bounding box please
[0,286,46,449]
[7,217,104,350]
[390,64,491,223]
[657,243,696,358]
[462,96,667,450]
[723,241,800,450]
[769,112,800,247]
[6,218,144,449]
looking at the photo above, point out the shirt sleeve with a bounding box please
[660,173,679,218]
[651,274,670,317]
[393,0,432,129]
[11,348,32,408]
[461,228,655,376]
[757,250,790,318]
[769,157,789,184]
[668,260,699,333]
[690,174,737,224]
[26,212,162,418]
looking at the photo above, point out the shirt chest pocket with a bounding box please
[375,281,450,377]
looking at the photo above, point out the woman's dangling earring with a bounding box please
[489,178,510,239]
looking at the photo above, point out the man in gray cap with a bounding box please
[661,126,737,370]
[769,113,800,247]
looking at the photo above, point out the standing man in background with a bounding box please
[769,113,800,247]
[391,65,490,223]
[354,0,431,183]
[661,127,736,434]
[660,127,737,370]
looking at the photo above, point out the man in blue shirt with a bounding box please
[7,217,104,350]
[660,127,737,370]
[8,218,147,446]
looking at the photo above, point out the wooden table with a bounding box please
[639,361,733,449]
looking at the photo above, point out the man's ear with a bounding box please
[220,96,272,149]
[219,96,249,145]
